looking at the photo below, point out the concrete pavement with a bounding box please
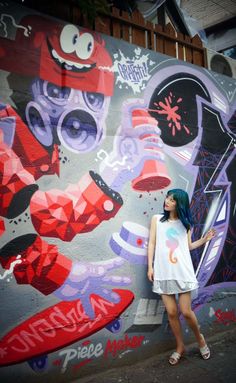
[75,327,236,383]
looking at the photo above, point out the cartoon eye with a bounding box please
[46,82,71,100]
[83,92,104,112]
[43,82,72,105]
[60,24,80,53]
[58,109,98,153]
[76,33,94,60]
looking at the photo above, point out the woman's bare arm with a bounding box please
[188,228,216,251]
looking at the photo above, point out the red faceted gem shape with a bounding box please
[30,172,122,241]
[0,140,35,217]
[0,217,5,236]
[14,236,72,295]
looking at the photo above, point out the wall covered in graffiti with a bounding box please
[0,1,235,382]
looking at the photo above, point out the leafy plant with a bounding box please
[71,0,138,25]
[72,0,111,25]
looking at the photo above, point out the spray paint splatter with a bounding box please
[149,92,190,136]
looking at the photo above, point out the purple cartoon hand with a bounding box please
[100,99,164,191]
[53,257,131,319]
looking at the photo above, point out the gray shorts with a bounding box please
[153,279,199,295]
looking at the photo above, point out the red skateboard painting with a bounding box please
[0,289,134,366]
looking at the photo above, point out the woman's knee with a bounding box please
[181,308,193,320]
[167,307,178,319]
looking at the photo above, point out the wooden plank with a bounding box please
[71,5,82,25]
[121,11,130,42]
[131,27,146,47]
[202,47,208,69]
[155,24,164,54]
[111,7,121,38]
[184,35,193,64]
[191,34,203,48]
[94,14,111,35]
[112,7,120,17]
[163,23,176,58]
[176,31,184,61]
[191,34,204,66]
[146,21,155,50]
[192,48,204,66]
[78,13,91,29]
[55,1,71,22]
[130,11,146,48]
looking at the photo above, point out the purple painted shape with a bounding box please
[197,196,230,288]
[0,117,16,147]
[191,281,236,312]
[119,222,149,248]
[26,78,110,152]
[109,234,148,265]
[53,258,131,319]
[194,100,235,286]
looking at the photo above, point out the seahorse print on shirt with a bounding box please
[166,227,179,264]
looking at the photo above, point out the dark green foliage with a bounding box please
[72,0,111,24]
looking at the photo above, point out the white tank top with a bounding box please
[153,214,198,283]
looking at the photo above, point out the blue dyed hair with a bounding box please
[160,188,194,231]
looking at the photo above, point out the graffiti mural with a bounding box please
[0,1,235,382]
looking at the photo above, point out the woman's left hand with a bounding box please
[204,228,216,242]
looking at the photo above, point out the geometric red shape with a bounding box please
[0,139,35,217]
[0,105,60,181]
[0,217,5,236]
[7,105,60,180]
[13,236,72,295]
[30,172,123,241]
[131,109,171,192]
[132,159,171,191]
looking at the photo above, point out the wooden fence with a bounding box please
[20,1,207,68]
[93,8,207,68]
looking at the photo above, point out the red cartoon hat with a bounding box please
[0,15,114,96]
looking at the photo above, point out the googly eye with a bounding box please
[82,91,104,112]
[43,81,72,105]
[60,24,80,54]
[57,109,98,153]
[45,82,71,100]
[76,33,94,60]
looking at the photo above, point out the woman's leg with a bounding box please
[178,292,205,347]
[162,294,185,354]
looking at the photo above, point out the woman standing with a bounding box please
[147,189,216,365]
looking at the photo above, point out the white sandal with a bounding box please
[199,334,210,360]
[169,351,183,365]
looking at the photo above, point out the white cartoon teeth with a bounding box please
[52,48,93,71]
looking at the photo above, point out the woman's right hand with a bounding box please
[147,266,154,282]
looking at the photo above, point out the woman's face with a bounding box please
[164,194,177,212]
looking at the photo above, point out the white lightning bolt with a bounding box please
[96,149,128,170]
[0,255,22,280]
